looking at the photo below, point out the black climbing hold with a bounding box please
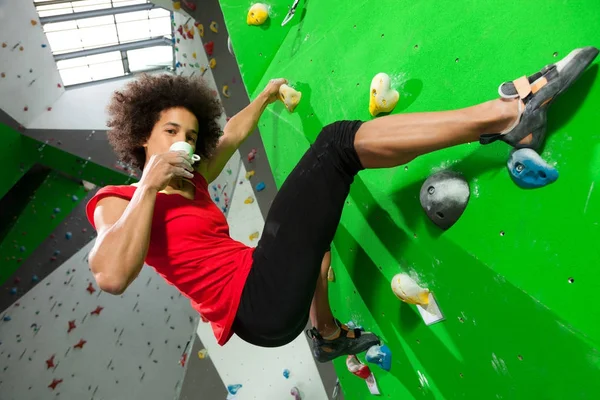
[419,170,470,230]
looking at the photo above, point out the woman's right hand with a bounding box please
[138,151,195,192]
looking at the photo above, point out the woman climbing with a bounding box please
[86,47,597,362]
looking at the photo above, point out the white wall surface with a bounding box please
[26,77,140,130]
[0,240,198,400]
[196,163,329,400]
[0,0,64,126]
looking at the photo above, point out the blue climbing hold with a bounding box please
[19,246,26,252]
[54,207,61,213]
[507,148,558,189]
[10,288,17,295]
[176,61,182,68]
[256,182,265,192]
[54,250,60,256]
[214,196,220,202]
[72,195,79,201]
[212,185,217,191]
[366,344,392,371]
[227,384,242,395]
[283,369,290,379]
[65,232,72,240]
[32,275,39,282]
[3,316,11,321]
[41,44,47,48]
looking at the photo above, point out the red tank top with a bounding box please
[85,172,255,345]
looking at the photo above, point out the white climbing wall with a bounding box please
[195,163,329,400]
[0,0,64,127]
[0,240,199,399]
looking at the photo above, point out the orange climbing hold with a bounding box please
[31,19,38,26]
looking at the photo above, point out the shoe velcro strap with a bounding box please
[513,76,532,101]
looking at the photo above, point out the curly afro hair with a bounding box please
[106,73,223,170]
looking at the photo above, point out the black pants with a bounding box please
[232,120,365,347]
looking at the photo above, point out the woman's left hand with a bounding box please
[262,78,288,104]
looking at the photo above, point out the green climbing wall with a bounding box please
[0,123,131,284]
[221,0,600,398]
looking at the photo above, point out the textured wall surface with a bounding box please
[220,0,600,398]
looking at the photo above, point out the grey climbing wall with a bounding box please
[176,1,340,398]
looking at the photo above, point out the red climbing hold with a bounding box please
[248,149,257,162]
[179,352,188,367]
[182,0,196,11]
[57,83,62,88]
[91,306,104,316]
[48,378,63,390]
[86,282,96,294]
[186,30,194,40]
[24,106,28,111]
[46,355,55,369]
[74,339,87,349]
[68,320,76,333]
[47,107,52,111]
[177,25,184,36]
[14,277,21,284]
[204,41,214,56]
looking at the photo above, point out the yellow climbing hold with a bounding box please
[210,21,218,33]
[245,170,255,179]
[173,1,181,10]
[222,85,230,98]
[327,266,335,282]
[244,196,255,204]
[369,72,399,117]
[249,231,259,241]
[200,66,207,74]
[209,58,216,69]
[247,3,269,26]
[192,52,197,59]
[198,349,208,359]
[278,84,302,113]
[391,273,430,306]
[197,24,204,37]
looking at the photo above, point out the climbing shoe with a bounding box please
[306,320,381,363]
[480,46,599,150]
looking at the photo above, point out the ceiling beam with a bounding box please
[39,3,157,24]
[54,37,172,61]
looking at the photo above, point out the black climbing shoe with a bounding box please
[306,320,381,363]
[480,46,599,150]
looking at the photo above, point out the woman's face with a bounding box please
[143,107,199,165]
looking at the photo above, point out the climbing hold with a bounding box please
[256,182,266,192]
[278,84,302,112]
[54,207,61,213]
[346,355,371,379]
[283,368,291,379]
[175,61,182,68]
[41,44,47,48]
[210,21,218,33]
[53,249,60,256]
[391,273,430,306]
[186,29,194,40]
[204,41,214,56]
[327,266,335,282]
[32,275,39,283]
[249,231,259,241]
[365,344,392,371]
[19,245,25,252]
[247,3,269,26]
[46,355,56,369]
[173,1,181,10]
[90,306,103,315]
[1,72,5,78]
[74,339,87,349]
[19,46,24,51]
[198,348,208,359]
[1,42,6,47]
[3,316,11,321]
[214,196,220,202]
[227,36,234,56]
[47,106,52,111]
[248,148,257,162]
[227,384,242,395]
[14,277,21,284]
[67,320,77,333]
[57,83,62,88]
[72,195,79,201]
[86,282,96,295]
[222,85,230,98]
[244,196,254,204]
[369,72,399,117]
[23,106,28,111]
[48,378,63,390]
[31,19,38,26]
[507,148,558,189]
[182,53,187,58]
[10,288,17,295]
[290,386,301,400]
[65,232,72,239]
[197,23,204,37]
[209,58,216,69]
[192,52,197,59]
[182,0,196,11]
[227,168,232,175]
[245,170,255,179]
[419,170,470,230]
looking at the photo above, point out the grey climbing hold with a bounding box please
[419,170,470,230]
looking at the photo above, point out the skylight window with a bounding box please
[35,0,174,86]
